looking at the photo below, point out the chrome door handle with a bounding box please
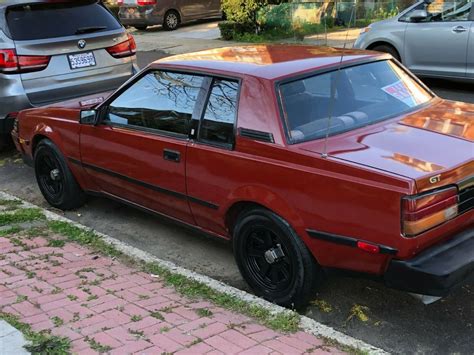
[452,26,468,33]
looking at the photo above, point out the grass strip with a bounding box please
[0,208,45,226]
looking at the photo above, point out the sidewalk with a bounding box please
[0,203,347,354]
[130,21,359,56]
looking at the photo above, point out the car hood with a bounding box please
[299,99,473,192]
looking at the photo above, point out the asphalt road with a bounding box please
[0,51,472,354]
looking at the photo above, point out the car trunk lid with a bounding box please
[299,100,473,193]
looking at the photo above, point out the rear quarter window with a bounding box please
[6,1,122,41]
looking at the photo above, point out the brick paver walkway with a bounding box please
[0,231,345,354]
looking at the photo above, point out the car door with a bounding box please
[79,70,206,224]
[186,78,240,235]
[404,0,473,78]
[466,6,474,77]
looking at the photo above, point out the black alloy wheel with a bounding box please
[233,208,323,309]
[34,139,86,210]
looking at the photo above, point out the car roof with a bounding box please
[154,45,385,81]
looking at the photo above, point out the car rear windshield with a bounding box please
[280,60,433,144]
[6,1,121,41]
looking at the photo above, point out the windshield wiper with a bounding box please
[75,26,107,35]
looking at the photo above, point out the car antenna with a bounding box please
[321,5,356,159]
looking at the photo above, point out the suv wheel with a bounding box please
[34,139,86,210]
[163,10,180,31]
[371,44,401,62]
[233,208,323,309]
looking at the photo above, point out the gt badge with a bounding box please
[429,175,441,184]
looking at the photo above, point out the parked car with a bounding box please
[12,45,473,308]
[0,0,139,149]
[118,0,222,31]
[354,0,474,81]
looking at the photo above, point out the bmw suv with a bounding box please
[0,0,139,149]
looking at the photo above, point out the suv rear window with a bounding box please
[6,1,121,41]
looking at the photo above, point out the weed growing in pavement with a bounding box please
[86,337,112,353]
[51,316,64,327]
[0,312,71,354]
[15,295,28,303]
[130,315,143,322]
[150,311,165,321]
[159,306,174,313]
[322,336,370,355]
[67,294,78,301]
[195,308,213,317]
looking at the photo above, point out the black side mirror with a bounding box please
[80,110,97,125]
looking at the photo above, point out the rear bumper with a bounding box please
[385,228,474,296]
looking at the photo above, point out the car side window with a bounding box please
[105,71,204,137]
[402,1,473,22]
[198,79,239,147]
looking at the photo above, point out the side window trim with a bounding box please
[194,76,242,151]
[96,69,207,140]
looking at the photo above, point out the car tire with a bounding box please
[134,25,148,31]
[233,208,323,309]
[0,135,13,152]
[163,10,180,31]
[371,44,401,62]
[34,139,86,210]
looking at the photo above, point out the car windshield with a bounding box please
[279,60,433,144]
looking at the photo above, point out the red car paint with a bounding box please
[12,45,473,279]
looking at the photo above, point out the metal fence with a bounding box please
[259,1,412,30]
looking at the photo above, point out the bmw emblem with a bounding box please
[77,40,86,49]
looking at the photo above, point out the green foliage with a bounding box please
[218,21,256,40]
[222,0,267,24]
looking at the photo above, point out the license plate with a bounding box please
[68,52,96,70]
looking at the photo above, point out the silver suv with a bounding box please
[0,0,139,148]
[354,0,474,81]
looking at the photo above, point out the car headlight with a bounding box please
[360,27,371,34]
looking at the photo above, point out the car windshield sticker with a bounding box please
[382,80,416,107]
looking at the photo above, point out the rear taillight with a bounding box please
[402,186,459,237]
[137,0,157,5]
[0,49,50,74]
[106,34,137,59]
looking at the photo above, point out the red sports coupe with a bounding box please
[12,45,473,308]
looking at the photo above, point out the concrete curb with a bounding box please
[0,191,388,354]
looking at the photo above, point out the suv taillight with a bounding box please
[106,34,137,59]
[402,186,459,237]
[137,0,157,5]
[0,49,50,74]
